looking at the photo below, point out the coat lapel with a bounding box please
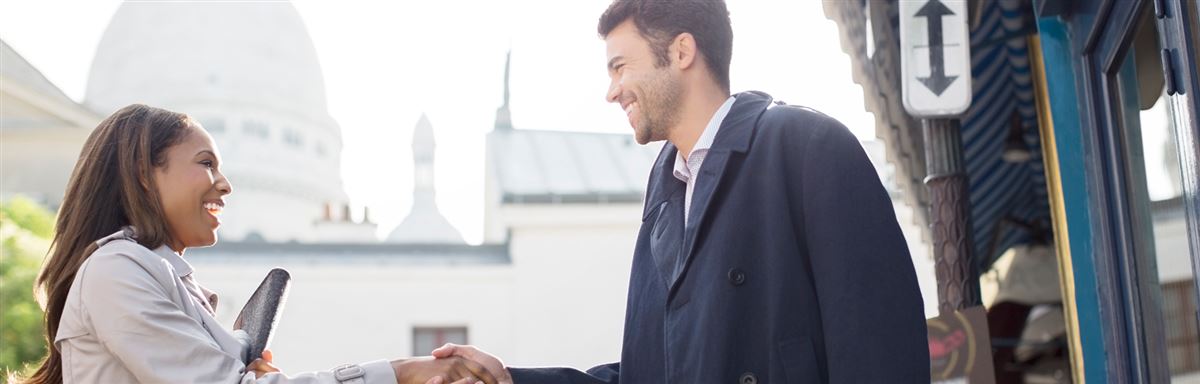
[668,91,773,295]
[643,142,685,289]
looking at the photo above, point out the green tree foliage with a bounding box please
[0,196,53,380]
[0,197,53,239]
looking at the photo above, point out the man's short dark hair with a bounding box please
[598,0,732,93]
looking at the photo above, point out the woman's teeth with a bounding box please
[204,202,223,214]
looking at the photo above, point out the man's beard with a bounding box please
[634,69,682,145]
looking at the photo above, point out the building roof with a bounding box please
[488,128,662,204]
[387,204,465,244]
[0,39,99,130]
[484,49,659,205]
[188,241,509,266]
[0,40,78,108]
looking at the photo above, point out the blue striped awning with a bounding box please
[826,0,1051,269]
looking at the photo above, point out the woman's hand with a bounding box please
[425,376,487,384]
[430,344,511,384]
[247,349,281,379]
[392,356,495,384]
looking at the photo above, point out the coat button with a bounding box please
[739,372,757,384]
[728,268,746,286]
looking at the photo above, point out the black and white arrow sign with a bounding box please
[900,0,972,117]
[916,0,957,96]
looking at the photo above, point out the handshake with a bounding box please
[399,344,512,384]
[247,343,511,384]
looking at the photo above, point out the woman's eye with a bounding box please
[200,160,214,169]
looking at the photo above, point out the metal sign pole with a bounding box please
[923,118,981,314]
[900,0,979,314]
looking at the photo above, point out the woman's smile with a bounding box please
[203,199,224,227]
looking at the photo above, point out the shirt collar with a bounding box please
[674,96,736,182]
[98,226,194,277]
[153,244,194,278]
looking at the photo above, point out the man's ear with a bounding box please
[671,32,698,70]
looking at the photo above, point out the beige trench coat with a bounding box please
[54,228,395,384]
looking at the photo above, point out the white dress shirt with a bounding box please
[673,96,736,226]
[55,227,396,383]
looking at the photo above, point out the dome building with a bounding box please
[84,1,371,242]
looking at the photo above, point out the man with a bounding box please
[434,0,930,382]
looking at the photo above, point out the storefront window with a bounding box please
[1119,6,1200,378]
[1139,88,1200,378]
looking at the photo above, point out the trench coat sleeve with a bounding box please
[507,362,619,384]
[793,116,931,382]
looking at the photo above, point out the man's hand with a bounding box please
[431,344,513,384]
[392,356,497,384]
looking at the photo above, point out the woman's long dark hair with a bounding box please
[23,104,194,384]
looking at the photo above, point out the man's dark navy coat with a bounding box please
[509,91,929,383]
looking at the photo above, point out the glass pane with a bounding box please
[1142,91,1200,380]
[1117,6,1200,379]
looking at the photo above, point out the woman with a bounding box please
[21,104,497,384]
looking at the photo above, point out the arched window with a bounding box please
[243,120,270,139]
[282,128,304,147]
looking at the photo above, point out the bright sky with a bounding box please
[0,0,878,244]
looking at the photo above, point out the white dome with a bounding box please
[85,1,363,242]
[85,1,328,117]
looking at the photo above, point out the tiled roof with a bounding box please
[488,128,662,204]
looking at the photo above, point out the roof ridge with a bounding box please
[0,39,80,108]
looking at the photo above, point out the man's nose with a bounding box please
[606,80,621,104]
